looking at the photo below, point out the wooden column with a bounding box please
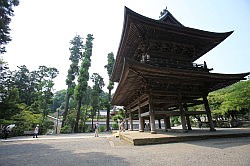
[138,99,144,132]
[125,118,129,130]
[129,111,133,131]
[184,104,192,130]
[158,119,161,129]
[125,109,128,130]
[163,117,170,131]
[149,95,157,134]
[203,94,216,131]
[179,96,187,131]
[165,116,171,129]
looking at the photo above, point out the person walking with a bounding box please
[33,125,39,138]
[120,120,125,132]
[3,126,10,139]
[94,121,99,137]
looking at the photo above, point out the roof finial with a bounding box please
[159,6,168,18]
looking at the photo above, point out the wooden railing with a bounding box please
[140,57,212,72]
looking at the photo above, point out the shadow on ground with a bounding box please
[185,137,250,149]
[0,141,130,166]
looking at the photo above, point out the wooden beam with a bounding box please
[130,106,139,112]
[140,100,149,107]
[141,110,207,117]
[129,98,149,113]
[127,94,148,109]
[141,111,150,117]
[151,90,203,98]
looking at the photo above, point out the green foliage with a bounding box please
[209,80,250,120]
[0,59,12,102]
[74,34,94,132]
[112,123,119,130]
[52,89,67,111]
[104,52,115,79]
[79,105,92,132]
[104,52,115,131]
[112,109,125,123]
[0,64,58,135]
[60,125,72,134]
[64,109,77,131]
[42,120,54,130]
[0,0,19,53]
[63,35,84,128]
[171,116,181,126]
[12,110,42,131]
[99,125,105,132]
[0,86,20,119]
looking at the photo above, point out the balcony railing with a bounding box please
[140,56,213,72]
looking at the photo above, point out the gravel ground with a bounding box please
[0,134,250,166]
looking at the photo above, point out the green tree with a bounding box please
[11,66,58,118]
[104,52,115,131]
[0,86,20,119]
[208,80,250,124]
[0,59,12,102]
[52,89,67,112]
[62,35,84,127]
[0,0,19,54]
[79,105,92,132]
[36,66,59,120]
[13,65,33,105]
[74,34,94,133]
[90,73,105,129]
[12,110,42,131]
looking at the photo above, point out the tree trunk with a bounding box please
[62,93,70,127]
[91,112,94,131]
[74,98,82,133]
[106,89,111,131]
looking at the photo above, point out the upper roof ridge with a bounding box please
[159,7,184,27]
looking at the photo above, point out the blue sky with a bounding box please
[3,0,250,91]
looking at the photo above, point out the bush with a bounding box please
[60,125,72,134]
[9,126,24,137]
[99,125,105,132]
[112,123,119,130]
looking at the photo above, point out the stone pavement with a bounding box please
[1,132,113,142]
[0,131,250,166]
[0,129,250,166]
[1,128,250,145]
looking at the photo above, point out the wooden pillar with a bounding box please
[184,104,192,130]
[129,111,133,131]
[149,95,156,134]
[203,94,216,131]
[165,116,171,129]
[138,100,144,132]
[125,109,128,130]
[179,96,187,131]
[125,118,129,130]
[163,117,170,131]
[158,119,161,129]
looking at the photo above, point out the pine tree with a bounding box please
[62,35,84,127]
[104,52,115,131]
[0,0,19,54]
[74,34,94,133]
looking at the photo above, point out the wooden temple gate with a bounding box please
[111,7,249,134]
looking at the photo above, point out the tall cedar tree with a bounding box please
[0,0,19,54]
[74,34,94,133]
[104,52,115,131]
[62,35,84,127]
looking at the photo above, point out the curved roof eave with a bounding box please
[111,58,250,106]
[111,7,234,82]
